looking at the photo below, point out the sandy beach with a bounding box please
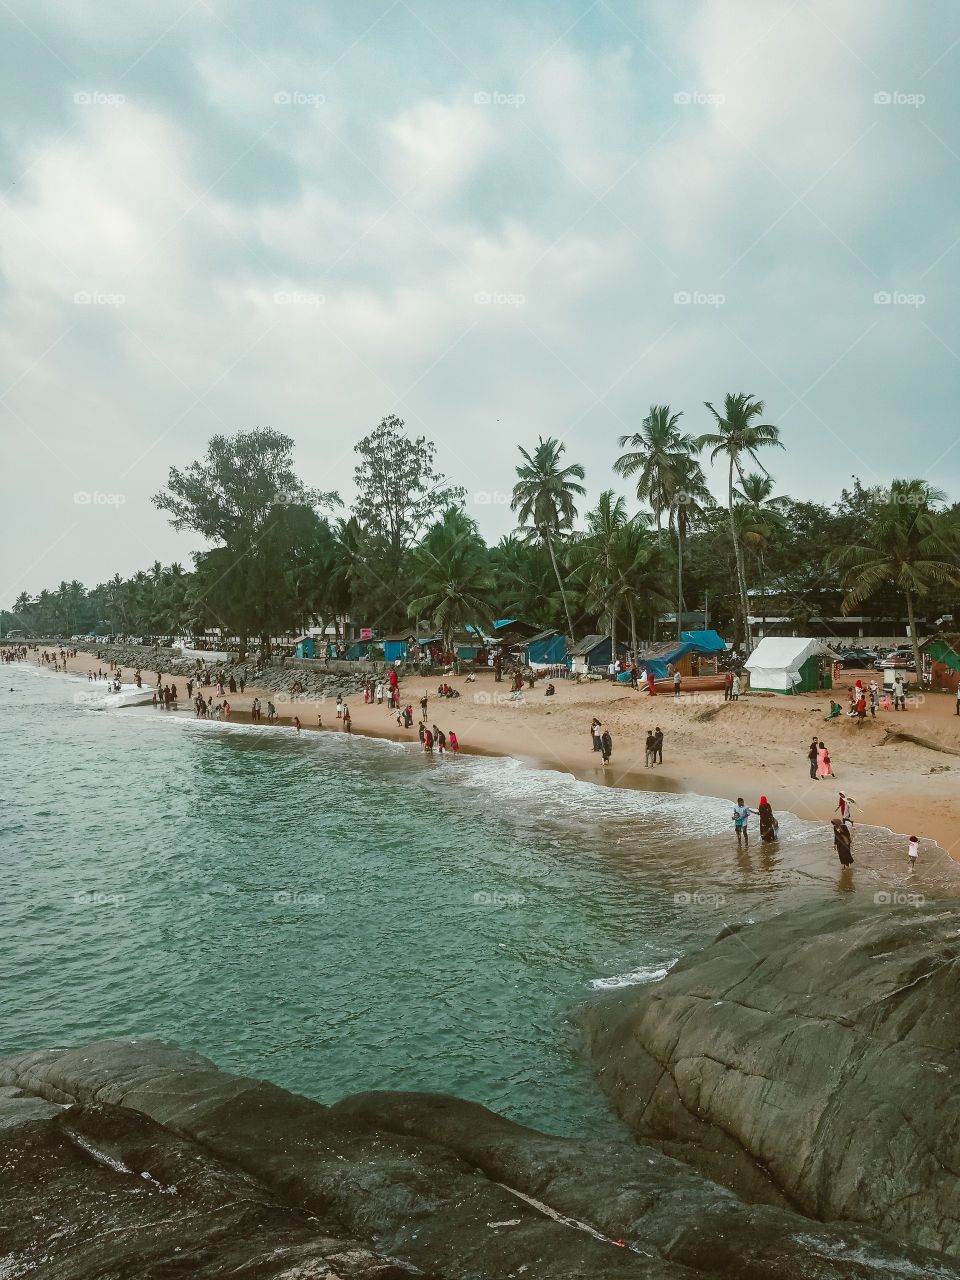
[59,647,960,857]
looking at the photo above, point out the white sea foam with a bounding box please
[589,960,678,990]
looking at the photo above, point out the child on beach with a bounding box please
[908,835,919,866]
[732,798,751,846]
[336,694,343,719]
[449,731,459,755]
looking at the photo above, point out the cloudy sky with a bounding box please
[2,0,958,596]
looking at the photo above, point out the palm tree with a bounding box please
[614,405,701,531]
[511,437,586,644]
[668,456,713,639]
[733,473,789,633]
[697,394,783,651]
[827,480,960,679]
[607,522,674,654]
[408,508,494,654]
[577,490,631,652]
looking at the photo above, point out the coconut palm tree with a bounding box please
[733,473,789,632]
[407,508,494,653]
[576,490,631,651]
[696,394,783,651]
[614,405,700,531]
[511,437,586,644]
[668,456,713,639]
[827,480,960,680]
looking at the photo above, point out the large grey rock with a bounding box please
[1,1039,958,1278]
[578,901,960,1257]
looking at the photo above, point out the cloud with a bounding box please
[0,0,958,597]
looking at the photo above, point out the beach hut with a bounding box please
[745,637,834,693]
[383,633,415,663]
[568,634,627,673]
[526,628,567,666]
[294,636,316,660]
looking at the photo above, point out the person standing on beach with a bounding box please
[908,834,920,867]
[336,694,343,719]
[808,737,819,780]
[294,716,301,733]
[600,728,612,766]
[420,693,428,722]
[591,718,602,752]
[653,726,663,764]
[449,731,459,755]
[647,669,657,697]
[893,675,905,710]
[817,740,833,778]
[758,797,778,842]
[832,818,854,866]
[644,730,657,767]
[731,673,741,701]
[724,670,733,701]
[673,669,681,698]
[732,798,751,847]
[342,705,351,731]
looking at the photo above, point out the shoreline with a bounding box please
[50,647,960,857]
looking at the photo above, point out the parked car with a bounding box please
[880,645,917,671]
[839,648,875,668]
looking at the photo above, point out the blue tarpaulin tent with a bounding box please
[681,629,726,652]
[640,631,727,678]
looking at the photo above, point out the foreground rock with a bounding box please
[1,1040,958,1278]
[578,900,960,1258]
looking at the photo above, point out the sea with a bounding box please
[3,658,957,1136]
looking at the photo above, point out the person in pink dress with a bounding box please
[817,740,833,778]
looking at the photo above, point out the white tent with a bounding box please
[745,637,836,693]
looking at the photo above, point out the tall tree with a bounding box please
[153,429,338,655]
[407,508,494,653]
[696,394,783,651]
[351,416,465,631]
[733,473,789,634]
[827,480,960,679]
[511,437,585,644]
[614,405,699,531]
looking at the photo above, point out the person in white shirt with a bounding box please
[908,835,919,866]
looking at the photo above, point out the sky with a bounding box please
[2,0,959,597]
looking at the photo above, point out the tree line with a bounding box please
[8,397,960,677]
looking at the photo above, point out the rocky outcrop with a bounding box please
[2,1039,958,1278]
[578,901,960,1257]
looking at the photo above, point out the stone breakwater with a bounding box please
[2,1038,959,1278]
[78,642,384,702]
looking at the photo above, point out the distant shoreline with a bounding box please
[39,644,960,868]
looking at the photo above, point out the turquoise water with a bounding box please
[2,660,950,1135]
